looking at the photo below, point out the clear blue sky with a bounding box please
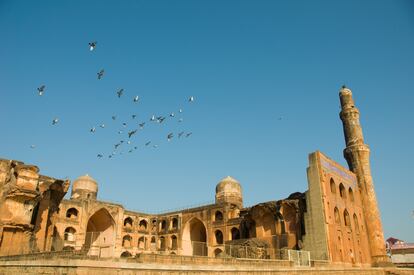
[1,1,413,241]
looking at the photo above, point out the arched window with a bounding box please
[138,236,145,249]
[139,219,148,230]
[151,236,156,249]
[171,235,178,250]
[171,218,178,230]
[214,211,223,221]
[339,183,346,199]
[159,220,167,231]
[66,208,78,219]
[124,217,133,228]
[353,214,359,233]
[215,230,223,244]
[334,207,341,224]
[214,248,223,257]
[64,227,76,242]
[231,227,240,240]
[159,236,166,250]
[330,178,336,194]
[120,251,132,258]
[344,210,351,227]
[349,187,354,202]
[122,235,132,247]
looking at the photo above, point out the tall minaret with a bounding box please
[339,86,389,266]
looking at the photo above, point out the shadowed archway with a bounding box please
[182,218,207,256]
[84,208,115,257]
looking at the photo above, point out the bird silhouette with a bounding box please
[97,69,105,79]
[128,129,137,138]
[52,118,59,125]
[37,85,45,96]
[117,89,124,98]
[89,41,97,51]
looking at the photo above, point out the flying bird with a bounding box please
[118,130,123,134]
[97,69,105,80]
[186,132,192,138]
[97,154,103,158]
[167,133,174,141]
[157,116,166,123]
[178,131,184,138]
[122,122,127,127]
[150,115,156,122]
[153,145,158,149]
[128,129,137,138]
[170,112,175,117]
[89,41,97,51]
[178,118,183,123]
[188,96,194,102]
[90,127,96,133]
[114,143,121,149]
[112,116,116,120]
[179,108,183,113]
[132,114,136,119]
[30,145,36,149]
[145,141,151,146]
[127,141,131,145]
[117,89,124,98]
[37,85,45,96]
[128,149,133,153]
[52,118,59,125]
[139,122,145,129]
[133,96,139,102]
[100,124,105,128]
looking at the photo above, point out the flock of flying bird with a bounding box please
[34,41,195,159]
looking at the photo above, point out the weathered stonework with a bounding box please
[0,86,392,271]
[0,159,69,255]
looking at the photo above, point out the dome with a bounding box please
[73,174,98,192]
[215,176,243,207]
[216,176,241,193]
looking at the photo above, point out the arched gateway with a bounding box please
[84,208,115,257]
[182,218,207,256]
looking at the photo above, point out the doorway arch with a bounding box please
[182,218,207,256]
[84,208,115,257]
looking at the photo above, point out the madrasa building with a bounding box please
[0,87,390,268]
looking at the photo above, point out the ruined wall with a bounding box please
[0,159,69,256]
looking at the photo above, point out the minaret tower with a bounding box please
[339,86,389,266]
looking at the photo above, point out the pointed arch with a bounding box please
[84,207,115,257]
[182,217,207,256]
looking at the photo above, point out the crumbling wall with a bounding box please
[0,158,69,256]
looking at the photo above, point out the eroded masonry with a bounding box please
[0,87,389,267]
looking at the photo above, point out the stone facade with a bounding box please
[0,87,389,268]
[0,159,69,256]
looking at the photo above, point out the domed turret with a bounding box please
[71,174,98,200]
[215,176,243,208]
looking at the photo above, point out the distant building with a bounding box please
[386,237,414,267]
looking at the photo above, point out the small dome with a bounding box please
[215,176,243,207]
[216,176,241,193]
[72,174,98,193]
